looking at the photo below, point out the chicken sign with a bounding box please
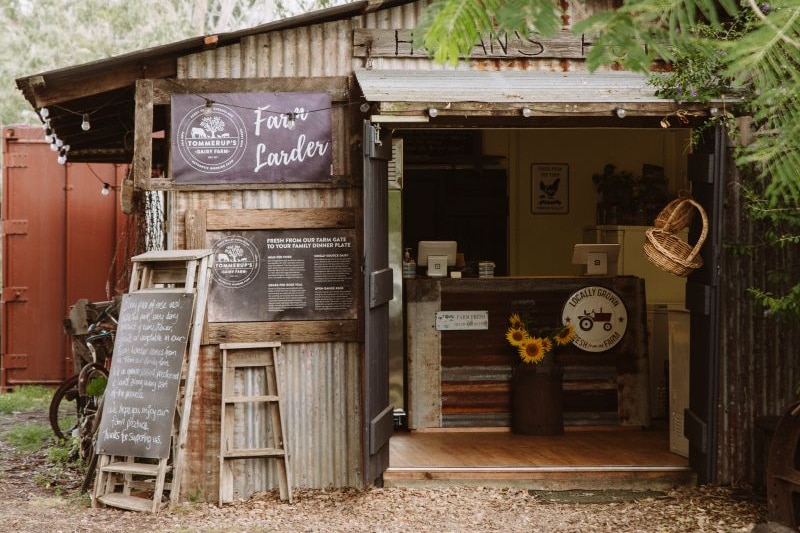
[531,163,569,214]
[171,92,332,185]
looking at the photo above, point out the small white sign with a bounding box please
[531,163,569,214]
[435,310,489,330]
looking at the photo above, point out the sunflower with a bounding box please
[554,324,576,346]
[508,313,525,330]
[505,327,529,347]
[541,336,553,354]
[519,337,547,364]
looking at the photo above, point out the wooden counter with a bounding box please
[405,276,649,429]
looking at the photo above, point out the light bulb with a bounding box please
[56,138,63,148]
[427,107,439,118]
[615,107,627,118]
[101,183,110,196]
[57,150,67,165]
[521,107,532,118]
[360,103,371,113]
[50,141,59,151]
[287,112,296,130]
[44,128,53,143]
[204,100,213,114]
[39,107,49,119]
[81,113,91,131]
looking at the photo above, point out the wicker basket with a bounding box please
[653,195,696,233]
[644,199,708,277]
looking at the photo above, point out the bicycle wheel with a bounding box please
[77,363,109,462]
[49,374,82,440]
[80,394,104,493]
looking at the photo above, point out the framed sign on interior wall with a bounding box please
[531,163,569,214]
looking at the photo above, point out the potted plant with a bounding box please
[637,164,670,223]
[505,313,575,435]
[592,163,636,224]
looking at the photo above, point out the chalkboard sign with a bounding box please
[96,292,195,459]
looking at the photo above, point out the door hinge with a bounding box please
[2,287,28,302]
[684,408,707,454]
[0,220,29,235]
[371,123,382,147]
[4,152,28,169]
[1,353,28,369]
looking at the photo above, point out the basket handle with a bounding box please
[662,196,692,228]
[683,199,709,263]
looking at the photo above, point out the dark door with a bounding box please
[684,125,727,483]
[362,120,394,485]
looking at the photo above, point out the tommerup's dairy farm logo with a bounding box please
[176,103,247,174]
[212,235,260,289]
[562,286,628,352]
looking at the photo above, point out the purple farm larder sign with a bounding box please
[171,92,332,184]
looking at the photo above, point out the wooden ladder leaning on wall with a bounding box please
[219,342,293,504]
[92,250,212,513]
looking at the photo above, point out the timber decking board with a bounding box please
[385,425,692,490]
[389,426,686,468]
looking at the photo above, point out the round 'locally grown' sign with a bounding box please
[562,286,627,352]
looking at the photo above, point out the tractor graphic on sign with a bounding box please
[578,308,613,332]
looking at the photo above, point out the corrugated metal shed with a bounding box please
[11,0,797,494]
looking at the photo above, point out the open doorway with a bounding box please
[385,126,696,488]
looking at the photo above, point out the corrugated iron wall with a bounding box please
[184,342,362,499]
[174,19,362,495]
[718,164,800,485]
[173,187,360,495]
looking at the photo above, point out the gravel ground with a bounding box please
[0,408,771,533]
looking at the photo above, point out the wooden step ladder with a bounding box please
[92,250,212,513]
[219,342,292,504]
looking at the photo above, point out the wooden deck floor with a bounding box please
[385,425,694,490]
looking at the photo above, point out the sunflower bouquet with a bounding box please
[505,313,576,365]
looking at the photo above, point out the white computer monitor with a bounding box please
[571,244,620,275]
[417,240,457,277]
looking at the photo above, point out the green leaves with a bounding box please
[414,0,562,65]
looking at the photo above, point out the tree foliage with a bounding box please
[1,0,346,126]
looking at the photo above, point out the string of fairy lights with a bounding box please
[36,77,723,174]
[36,83,371,169]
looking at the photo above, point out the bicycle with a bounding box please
[48,299,118,463]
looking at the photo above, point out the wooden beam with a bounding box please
[22,60,176,108]
[353,29,593,60]
[376,101,710,118]
[184,209,208,249]
[206,320,358,344]
[205,207,355,230]
[132,79,155,189]
[151,77,350,105]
